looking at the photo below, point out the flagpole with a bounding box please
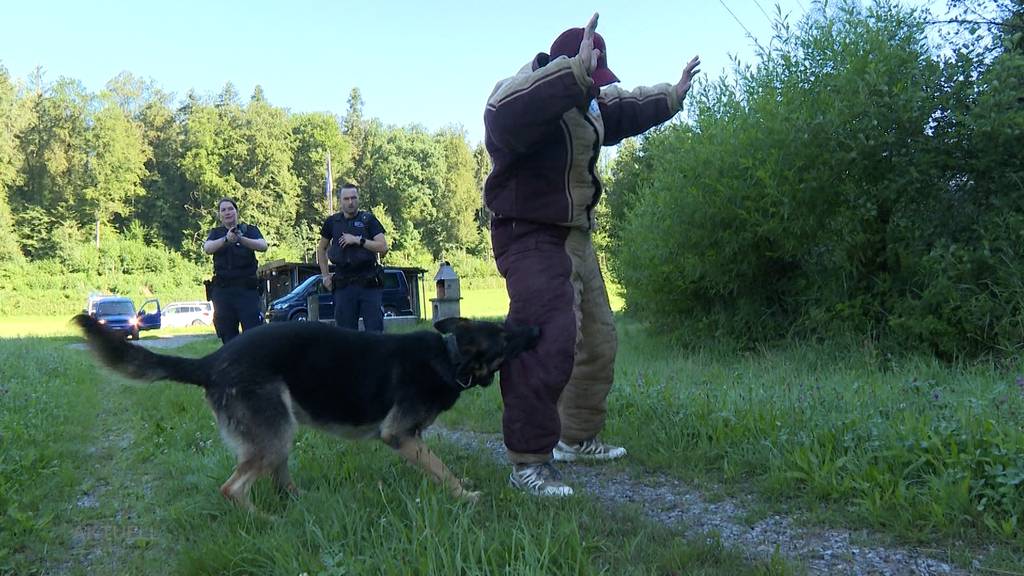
[325,150,333,213]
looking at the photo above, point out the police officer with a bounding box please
[202,197,268,344]
[316,183,389,332]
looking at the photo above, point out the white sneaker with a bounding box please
[553,437,627,462]
[509,462,574,497]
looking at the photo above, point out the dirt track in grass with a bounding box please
[432,428,979,576]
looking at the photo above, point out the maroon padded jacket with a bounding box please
[484,52,680,230]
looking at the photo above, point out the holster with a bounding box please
[209,276,260,292]
[334,265,382,290]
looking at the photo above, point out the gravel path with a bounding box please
[68,333,215,351]
[430,428,978,576]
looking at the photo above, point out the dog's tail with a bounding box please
[73,314,211,388]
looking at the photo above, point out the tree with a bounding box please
[82,93,151,247]
[236,92,301,258]
[290,112,351,245]
[12,75,92,258]
[472,143,492,229]
[178,101,243,258]
[0,66,28,262]
[131,90,190,249]
[359,125,443,255]
[428,128,483,256]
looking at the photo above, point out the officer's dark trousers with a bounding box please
[333,282,383,332]
[211,285,262,344]
[492,219,618,466]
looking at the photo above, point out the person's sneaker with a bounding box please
[509,462,574,497]
[553,437,627,462]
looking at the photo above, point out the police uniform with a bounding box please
[317,208,385,330]
[320,211,386,332]
[206,223,264,343]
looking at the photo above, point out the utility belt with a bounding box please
[204,275,260,299]
[332,265,383,290]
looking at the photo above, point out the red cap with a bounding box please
[549,27,620,87]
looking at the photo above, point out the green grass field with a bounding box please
[1,287,1021,574]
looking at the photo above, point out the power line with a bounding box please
[751,0,773,23]
[718,0,767,53]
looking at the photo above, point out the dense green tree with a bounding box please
[471,143,491,229]
[12,76,92,258]
[130,94,190,249]
[0,66,28,262]
[429,128,483,257]
[233,88,301,256]
[290,112,351,245]
[359,125,443,254]
[82,93,151,247]
[14,76,91,212]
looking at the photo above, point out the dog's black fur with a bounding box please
[73,314,539,508]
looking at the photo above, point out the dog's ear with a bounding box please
[434,317,471,335]
[504,324,541,358]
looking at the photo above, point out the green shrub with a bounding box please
[607,0,1024,357]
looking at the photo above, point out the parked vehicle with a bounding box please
[161,301,214,328]
[265,268,414,323]
[84,295,161,340]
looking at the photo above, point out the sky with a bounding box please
[0,0,947,145]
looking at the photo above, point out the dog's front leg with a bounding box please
[392,436,480,501]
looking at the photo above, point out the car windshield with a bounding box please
[284,275,319,298]
[95,301,134,315]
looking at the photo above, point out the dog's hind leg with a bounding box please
[271,459,299,498]
[390,435,480,502]
[220,459,263,511]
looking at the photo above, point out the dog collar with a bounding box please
[442,333,472,389]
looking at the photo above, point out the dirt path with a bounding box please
[432,428,978,576]
[50,387,161,575]
[67,333,215,351]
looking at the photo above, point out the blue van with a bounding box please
[85,296,162,339]
[265,268,414,323]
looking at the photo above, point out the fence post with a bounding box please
[307,293,319,322]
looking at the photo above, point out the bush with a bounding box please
[0,235,208,316]
[606,0,1024,357]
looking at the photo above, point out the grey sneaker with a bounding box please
[553,437,627,462]
[509,462,574,497]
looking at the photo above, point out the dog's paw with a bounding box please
[457,489,482,502]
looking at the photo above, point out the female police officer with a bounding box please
[202,198,268,343]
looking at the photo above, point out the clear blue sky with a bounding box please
[0,0,944,144]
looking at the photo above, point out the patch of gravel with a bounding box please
[68,334,215,351]
[429,427,977,576]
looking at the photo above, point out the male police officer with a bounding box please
[316,183,389,331]
[202,197,268,344]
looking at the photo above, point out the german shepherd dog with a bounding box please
[73,314,539,509]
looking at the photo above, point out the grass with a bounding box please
[457,284,624,320]
[4,285,1022,573]
[441,320,1024,573]
[0,336,783,575]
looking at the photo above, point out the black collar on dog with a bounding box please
[442,333,472,389]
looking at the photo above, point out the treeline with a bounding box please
[606,0,1024,358]
[0,71,495,313]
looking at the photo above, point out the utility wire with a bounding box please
[718,0,767,53]
[752,0,773,23]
